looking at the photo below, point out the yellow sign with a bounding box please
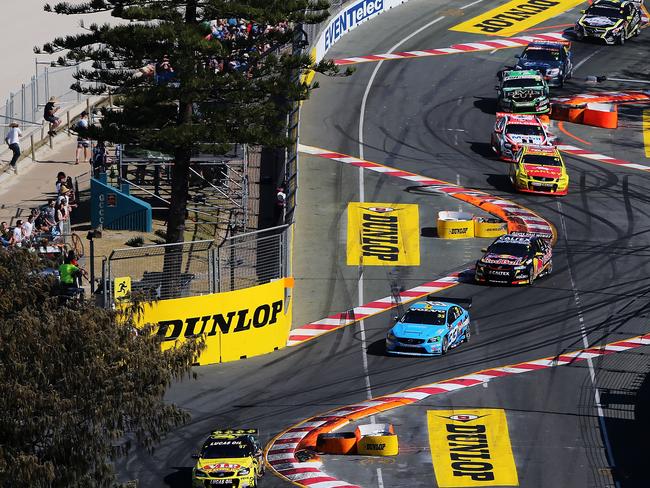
[114,276,131,300]
[643,110,650,158]
[450,0,584,37]
[140,279,292,365]
[347,202,420,266]
[427,409,518,487]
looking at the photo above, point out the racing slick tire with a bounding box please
[544,259,553,277]
[617,33,625,45]
[442,337,449,355]
[574,28,584,41]
[528,265,536,285]
[463,327,471,343]
[634,25,641,37]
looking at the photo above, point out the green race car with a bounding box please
[496,70,550,115]
[574,0,642,45]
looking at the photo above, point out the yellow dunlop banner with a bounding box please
[347,202,420,266]
[450,0,584,37]
[141,279,292,365]
[427,409,519,487]
[643,110,650,158]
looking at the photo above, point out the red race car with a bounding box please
[490,112,555,162]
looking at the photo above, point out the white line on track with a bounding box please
[573,47,603,73]
[357,15,447,485]
[558,201,621,488]
[460,0,485,9]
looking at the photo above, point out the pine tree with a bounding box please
[0,250,204,487]
[39,0,336,248]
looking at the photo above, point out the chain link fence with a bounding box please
[102,226,289,305]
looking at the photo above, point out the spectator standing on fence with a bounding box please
[75,111,90,165]
[44,97,62,136]
[4,122,21,174]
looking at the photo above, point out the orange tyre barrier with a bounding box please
[316,432,357,455]
[583,103,617,129]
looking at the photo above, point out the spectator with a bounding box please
[0,222,10,247]
[4,122,21,174]
[22,215,35,241]
[92,141,108,177]
[44,96,62,136]
[75,111,90,165]
[10,220,23,247]
[55,172,67,194]
[58,254,83,293]
[55,201,68,235]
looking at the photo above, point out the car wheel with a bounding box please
[634,25,641,37]
[575,29,584,41]
[463,327,471,343]
[442,337,449,355]
[617,33,625,45]
[545,259,553,276]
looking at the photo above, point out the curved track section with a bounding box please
[118,1,650,486]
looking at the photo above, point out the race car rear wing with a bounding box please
[212,428,259,436]
[426,296,473,309]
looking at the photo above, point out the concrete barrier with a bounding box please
[355,424,399,456]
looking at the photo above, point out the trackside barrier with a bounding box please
[355,424,399,456]
[551,102,618,128]
[437,210,474,239]
[139,278,293,365]
[474,217,508,238]
[316,432,357,454]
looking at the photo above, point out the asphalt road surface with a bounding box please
[117,1,650,487]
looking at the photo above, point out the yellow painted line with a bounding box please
[428,409,519,487]
[347,202,420,266]
[643,110,650,158]
[451,0,585,37]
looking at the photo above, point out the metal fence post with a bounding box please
[21,84,26,128]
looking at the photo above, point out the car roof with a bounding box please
[409,301,454,312]
[503,70,542,80]
[525,41,570,50]
[521,144,559,156]
[591,0,624,8]
[499,113,542,126]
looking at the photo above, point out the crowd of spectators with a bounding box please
[0,171,76,250]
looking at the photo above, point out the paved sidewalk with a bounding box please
[0,134,92,224]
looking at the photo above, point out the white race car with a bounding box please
[490,113,556,162]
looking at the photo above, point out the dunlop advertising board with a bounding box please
[427,409,518,487]
[140,279,292,365]
[347,202,420,266]
[450,0,584,37]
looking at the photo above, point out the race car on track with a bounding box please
[509,145,569,195]
[491,113,555,162]
[192,429,264,487]
[475,232,553,285]
[574,0,642,45]
[496,70,550,115]
[385,300,470,356]
[514,41,573,87]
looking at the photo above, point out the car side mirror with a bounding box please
[494,85,500,90]
[514,54,520,59]
[481,248,487,253]
[580,9,585,13]
[191,454,200,459]
[393,315,399,322]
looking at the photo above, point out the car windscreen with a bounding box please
[506,124,544,136]
[401,310,446,325]
[523,154,562,166]
[487,242,530,257]
[586,7,623,18]
[202,440,252,459]
[522,49,560,62]
[503,78,543,88]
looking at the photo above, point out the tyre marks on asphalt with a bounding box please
[266,333,650,488]
[558,144,650,172]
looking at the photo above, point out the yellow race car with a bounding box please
[509,145,569,195]
[192,429,264,487]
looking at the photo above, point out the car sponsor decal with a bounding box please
[266,333,650,488]
[427,409,518,486]
[333,31,565,65]
[347,202,420,266]
[450,0,584,37]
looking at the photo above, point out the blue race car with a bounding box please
[385,301,470,356]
